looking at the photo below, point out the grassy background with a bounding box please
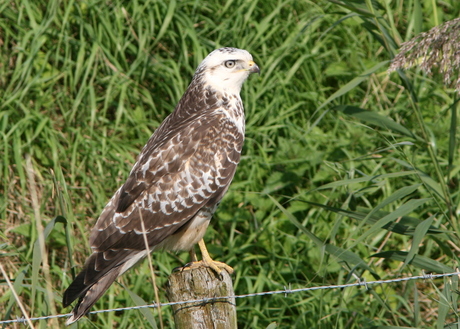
[2,0,460,328]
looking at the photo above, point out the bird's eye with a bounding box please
[224,60,236,68]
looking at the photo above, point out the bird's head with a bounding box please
[195,47,260,94]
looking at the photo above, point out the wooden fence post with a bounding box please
[166,267,236,329]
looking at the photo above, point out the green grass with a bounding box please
[2,0,460,328]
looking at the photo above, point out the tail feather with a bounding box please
[63,250,146,324]
[65,268,121,325]
[63,268,88,307]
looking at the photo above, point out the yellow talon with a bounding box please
[180,239,234,275]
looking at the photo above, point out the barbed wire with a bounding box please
[1,271,459,325]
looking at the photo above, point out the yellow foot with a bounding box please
[175,239,234,276]
[180,259,234,276]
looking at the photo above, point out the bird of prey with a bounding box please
[63,47,259,324]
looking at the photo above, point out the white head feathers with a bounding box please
[195,47,260,94]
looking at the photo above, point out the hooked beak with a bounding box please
[248,60,260,74]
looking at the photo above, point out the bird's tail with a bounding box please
[63,267,121,325]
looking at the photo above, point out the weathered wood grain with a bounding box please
[166,267,236,329]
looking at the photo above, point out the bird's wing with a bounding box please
[91,109,242,249]
[64,108,243,308]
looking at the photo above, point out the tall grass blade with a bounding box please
[437,277,451,329]
[325,244,379,278]
[402,215,435,269]
[448,99,458,177]
[4,266,27,322]
[299,201,443,236]
[152,0,177,47]
[352,198,430,245]
[335,105,419,140]
[316,61,389,112]
[31,216,66,313]
[315,171,418,190]
[267,195,324,248]
[125,287,158,329]
[371,251,454,273]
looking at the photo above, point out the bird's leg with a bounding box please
[198,239,234,275]
[189,247,198,262]
[180,239,234,276]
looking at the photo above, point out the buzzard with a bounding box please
[63,47,259,324]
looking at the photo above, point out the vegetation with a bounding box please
[2,0,460,328]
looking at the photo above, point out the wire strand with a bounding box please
[1,271,459,325]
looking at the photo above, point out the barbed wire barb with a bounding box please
[1,271,459,325]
